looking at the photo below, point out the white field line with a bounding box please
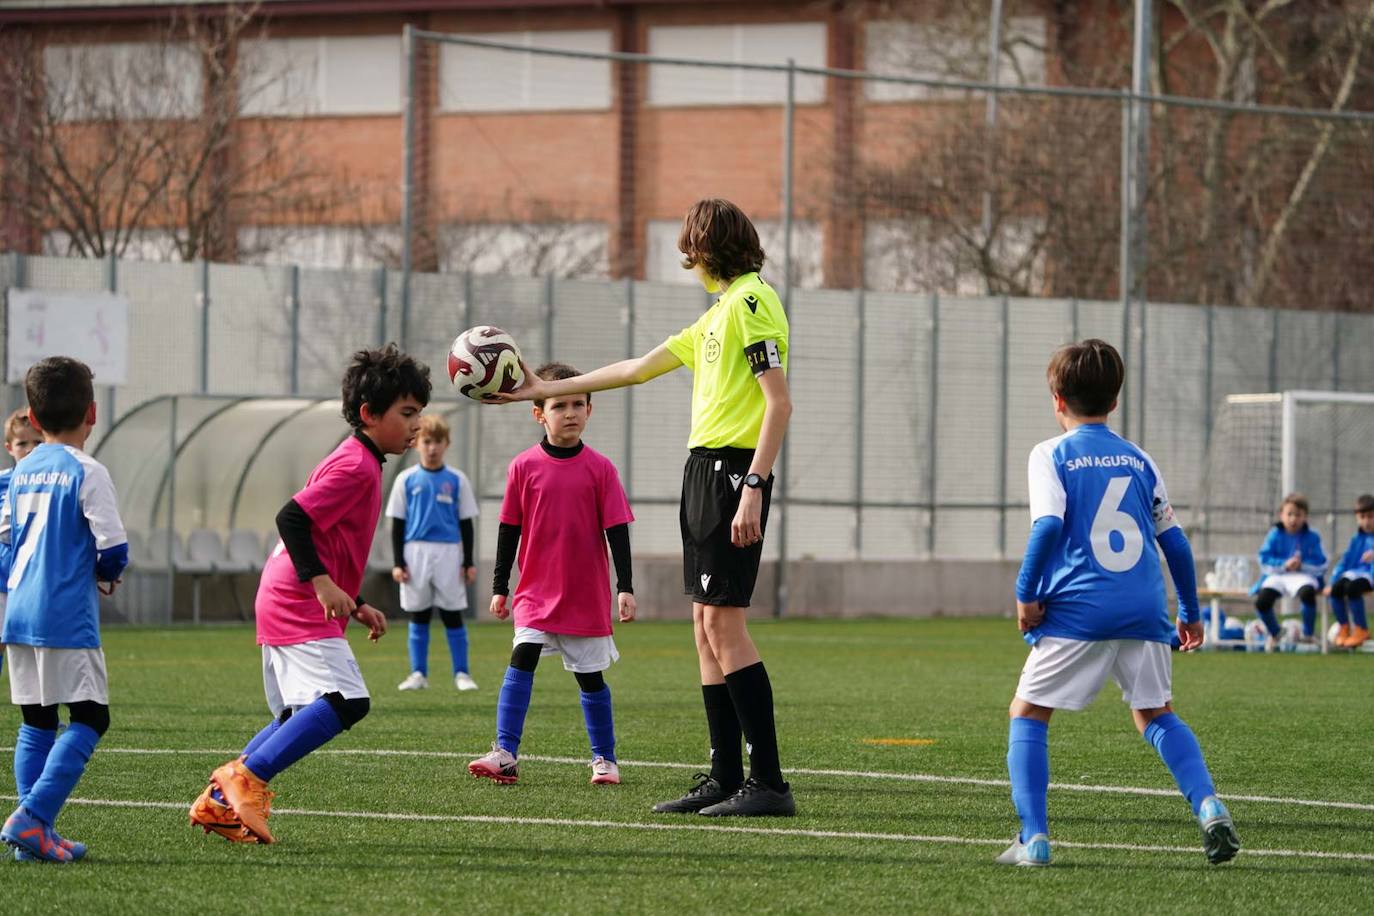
[2,793,1372,864]
[5,744,1369,814]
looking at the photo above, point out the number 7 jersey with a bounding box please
[1026,423,1178,644]
[0,443,128,649]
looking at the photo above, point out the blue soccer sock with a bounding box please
[1256,607,1282,637]
[243,698,343,783]
[240,717,283,760]
[408,620,430,676]
[23,722,100,825]
[1351,595,1369,630]
[1007,717,1050,842]
[444,622,470,675]
[496,667,534,755]
[1330,595,1350,627]
[14,724,57,800]
[580,685,616,762]
[1144,712,1216,816]
[1300,601,1317,637]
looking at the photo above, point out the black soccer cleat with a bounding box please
[651,773,738,814]
[697,777,796,817]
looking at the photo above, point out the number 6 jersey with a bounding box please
[0,443,128,649]
[1025,423,1178,644]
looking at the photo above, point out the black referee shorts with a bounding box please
[680,447,772,608]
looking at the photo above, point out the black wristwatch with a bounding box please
[743,473,765,489]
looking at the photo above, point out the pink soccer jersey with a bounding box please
[256,434,384,646]
[499,443,634,637]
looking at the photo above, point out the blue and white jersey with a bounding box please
[1251,524,1326,592]
[1025,423,1178,644]
[385,464,479,544]
[1331,529,1374,581]
[0,443,128,649]
[0,465,13,595]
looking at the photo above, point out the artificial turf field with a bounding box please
[0,617,1370,913]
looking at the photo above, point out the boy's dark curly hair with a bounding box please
[341,344,431,430]
[26,356,94,434]
[678,198,766,282]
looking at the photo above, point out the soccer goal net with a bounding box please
[1196,391,1374,560]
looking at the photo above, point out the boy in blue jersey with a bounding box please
[0,408,41,680]
[1250,493,1326,646]
[1,358,128,863]
[387,414,480,691]
[1324,494,1374,649]
[1003,339,1238,867]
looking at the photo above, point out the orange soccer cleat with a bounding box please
[189,781,259,844]
[210,759,276,844]
[1340,625,1369,649]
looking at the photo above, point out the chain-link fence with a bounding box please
[6,250,1373,586]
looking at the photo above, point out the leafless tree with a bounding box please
[0,3,341,263]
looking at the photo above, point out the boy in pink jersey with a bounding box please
[189,345,430,844]
[468,363,635,786]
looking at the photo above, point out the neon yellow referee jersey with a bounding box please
[664,272,789,450]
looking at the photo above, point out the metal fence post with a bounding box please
[376,266,388,346]
[853,288,865,556]
[400,23,418,355]
[623,276,635,501]
[543,274,555,364]
[1268,307,1280,393]
[463,271,481,506]
[1119,90,1132,440]
[772,58,796,619]
[198,260,210,394]
[104,253,117,428]
[926,292,939,557]
[997,295,1009,557]
[288,265,301,396]
[167,395,178,622]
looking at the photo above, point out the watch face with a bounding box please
[744,473,764,488]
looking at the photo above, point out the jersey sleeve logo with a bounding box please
[744,339,783,376]
[744,293,759,314]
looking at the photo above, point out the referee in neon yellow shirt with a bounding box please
[496,199,795,816]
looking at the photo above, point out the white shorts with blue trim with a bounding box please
[1015,637,1172,711]
[262,638,369,717]
[513,627,618,674]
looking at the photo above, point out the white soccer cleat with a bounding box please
[454,672,479,691]
[994,833,1051,867]
[590,756,620,785]
[397,671,428,691]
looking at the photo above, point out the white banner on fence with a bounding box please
[5,288,130,385]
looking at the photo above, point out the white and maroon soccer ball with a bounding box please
[447,325,525,401]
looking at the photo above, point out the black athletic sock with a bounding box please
[723,662,785,793]
[701,683,744,789]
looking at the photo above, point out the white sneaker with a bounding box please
[590,756,620,785]
[397,671,428,691]
[454,672,479,691]
[994,833,1051,866]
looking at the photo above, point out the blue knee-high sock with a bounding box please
[1300,601,1317,636]
[1330,595,1350,627]
[580,685,616,762]
[1007,717,1049,842]
[23,722,99,825]
[1257,607,1281,637]
[1351,595,1369,630]
[496,667,534,755]
[445,624,470,675]
[240,718,283,760]
[15,724,57,800]
[243,698,343,783]
[409,620,430,676]
[1144,712,1216,816]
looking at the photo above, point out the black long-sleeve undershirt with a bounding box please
[276,498,326,583]
[491,521,632,596]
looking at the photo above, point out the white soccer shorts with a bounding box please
[7,645,109,706]
[399,541,468,612]
[1015,637,1172,711]
[1338,570,1372,586]
[1259,572,1320,596]
[513,626,619,674]
[262,638,369,717]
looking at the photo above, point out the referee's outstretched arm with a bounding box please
[486,345,683,405]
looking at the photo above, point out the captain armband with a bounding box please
[1152,496,1178,533]
[744,339,783,377]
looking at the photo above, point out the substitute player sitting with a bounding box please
[1002,339,1239,867]
[388,414,480,692]
[188,345,427,845]
[468,363,635,787]
[1,358,128,863]
[1324,493,1374,649]
[1250,493,1326,646]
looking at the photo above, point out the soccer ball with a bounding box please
[447,326,525,401]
